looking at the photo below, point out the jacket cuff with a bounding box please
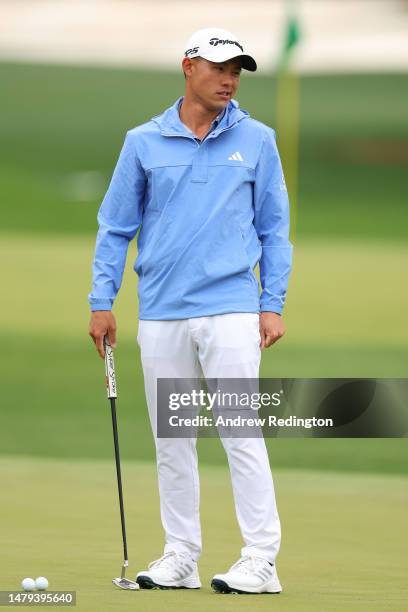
[89,297,113,312]
[260,303,284,315]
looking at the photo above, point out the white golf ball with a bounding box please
[35,577,49,591]
[21,578,36,591]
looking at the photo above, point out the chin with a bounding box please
[212,99,229,111]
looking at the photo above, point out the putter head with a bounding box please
[112,577,139,590]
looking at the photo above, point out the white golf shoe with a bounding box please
[211,555,282,594]
[136,551,201,589]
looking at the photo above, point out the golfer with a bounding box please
[89,27,293,594]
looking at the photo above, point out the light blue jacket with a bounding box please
[89,97,293,319]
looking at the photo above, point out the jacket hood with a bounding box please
[151,96,249,136]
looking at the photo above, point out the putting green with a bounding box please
[1,457,407,611]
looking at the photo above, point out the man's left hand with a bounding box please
[259,312,285,349]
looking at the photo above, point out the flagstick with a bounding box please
[275,0,301,243]
[276,69,300,242]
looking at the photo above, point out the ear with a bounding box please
[182,57,194,78]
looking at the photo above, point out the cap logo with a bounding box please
[209,38,244,53]
[185,47,199,57]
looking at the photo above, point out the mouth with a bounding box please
[216,91,231,100]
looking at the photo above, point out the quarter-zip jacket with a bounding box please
[89,96,293,319]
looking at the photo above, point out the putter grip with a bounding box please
[104,337,117,399]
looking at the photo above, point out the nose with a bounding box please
[221,73,234,90]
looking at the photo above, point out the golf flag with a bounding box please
[278,12,301,73]
[276,2,302,242]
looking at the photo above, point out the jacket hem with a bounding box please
[138,304,260,321]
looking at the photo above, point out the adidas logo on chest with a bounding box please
[228,151,244,161]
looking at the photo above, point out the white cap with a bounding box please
[184,27,257,72]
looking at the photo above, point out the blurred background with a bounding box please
[0,2,407,607]
[1,0,407,465]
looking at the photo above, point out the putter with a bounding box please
[104,336,139,591]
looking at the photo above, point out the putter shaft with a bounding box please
[104,338,137,589]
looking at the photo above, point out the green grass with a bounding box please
[1,232,407,467]
[2,328,407,471]
[2,233,408,348]
[0,63,407,609]
[0,64,407,239]
[1,457,407,611]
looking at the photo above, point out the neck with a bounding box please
[179,93,223,139]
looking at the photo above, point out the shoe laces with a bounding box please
[230,555,270,575]
[148,551,189,570]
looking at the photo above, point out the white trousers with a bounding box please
[137,313,281,563]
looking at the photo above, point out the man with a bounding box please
[89,27,293,594]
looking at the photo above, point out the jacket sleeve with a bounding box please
[253,128,293,315]
[88,131,145,311]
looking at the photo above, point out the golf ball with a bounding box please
[35,577,49,591]
[21,578,36,591]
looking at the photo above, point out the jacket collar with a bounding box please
[151,96,249,137]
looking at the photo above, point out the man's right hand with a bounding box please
[89,311,117,358]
